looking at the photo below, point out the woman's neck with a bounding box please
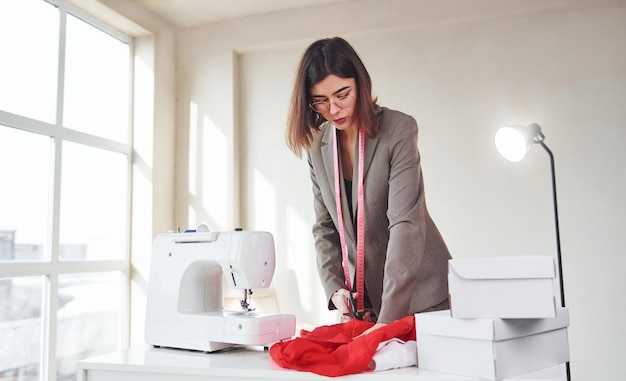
[338,124,358,147]
[338,126,358,180]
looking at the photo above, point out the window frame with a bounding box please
[0,0,133,379]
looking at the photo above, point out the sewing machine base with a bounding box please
[145,311,296,353]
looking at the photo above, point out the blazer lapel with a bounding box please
[320,125,335,202]
[362,125,379,180]
[321,125,357,244]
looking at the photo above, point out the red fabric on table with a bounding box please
[269,316,415,377]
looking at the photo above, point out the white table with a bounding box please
[77,346,565,381]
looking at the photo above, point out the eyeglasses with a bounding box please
[309,93,355,113]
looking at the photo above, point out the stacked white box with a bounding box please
[448,256,557,319]
[415,256,570,380]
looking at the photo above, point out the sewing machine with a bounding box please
[144,229,296,352]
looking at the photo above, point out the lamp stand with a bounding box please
[538,141,570,381]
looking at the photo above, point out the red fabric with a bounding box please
[269,316,415,377]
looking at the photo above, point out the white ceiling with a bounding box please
[134,0,355,28]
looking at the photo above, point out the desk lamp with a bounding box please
[495,123,570,381]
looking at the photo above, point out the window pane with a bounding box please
[0,0,59,123]
[0,276,44,381]
[0,126,51,261]
[63,14,130,143]
[57,272,121,380]
[59,142,128,260]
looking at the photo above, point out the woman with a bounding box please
[286,37,451,333]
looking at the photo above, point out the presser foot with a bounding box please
[240,288,256,313]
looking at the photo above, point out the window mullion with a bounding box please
[42,273,58,381]
[42,2,67,379]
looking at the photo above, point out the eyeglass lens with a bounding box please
[311,95,353,113]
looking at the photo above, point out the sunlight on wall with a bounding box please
[187,102,199,227]
[250,169,334,329]
[188,102,198,199]
[187,103,230,231]
[252,169,276,233]
[285,205,315,315]
[202,115,229,229]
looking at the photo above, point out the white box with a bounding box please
[448,256,557,319]
[415,308,570,380]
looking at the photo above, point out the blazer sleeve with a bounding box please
[377,114,446,323]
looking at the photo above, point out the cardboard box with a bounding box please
[415,308,570,380]
[448,256,557,319]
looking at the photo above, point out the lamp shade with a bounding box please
[495,124,542,162]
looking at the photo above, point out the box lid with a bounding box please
[449,256,555,280]
[415,307,569,341]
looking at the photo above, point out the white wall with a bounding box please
[174,1,626,379]
[95,0,626,379]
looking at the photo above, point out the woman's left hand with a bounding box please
[355,322,387,338]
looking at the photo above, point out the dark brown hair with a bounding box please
[286,37,379,157]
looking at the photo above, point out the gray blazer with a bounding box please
[307,106,451,323]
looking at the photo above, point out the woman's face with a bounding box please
[310,75,358,133]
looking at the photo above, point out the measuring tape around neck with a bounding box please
[333,126,365,315]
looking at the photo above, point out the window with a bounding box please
[0,1,132,380]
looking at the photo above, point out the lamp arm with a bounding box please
[538,141,565,308]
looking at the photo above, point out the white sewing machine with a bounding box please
[144,228,296,352]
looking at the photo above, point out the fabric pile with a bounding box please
[269,316,416,377]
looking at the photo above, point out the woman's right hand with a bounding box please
[331,288,354,320]
[332,289,372,322]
